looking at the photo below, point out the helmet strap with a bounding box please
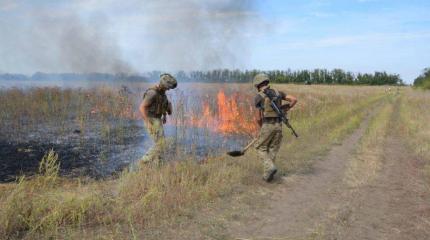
[258,84,270,92]
[156,84,167,92]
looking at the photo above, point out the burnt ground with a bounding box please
[0,140,96,182]
[0,119,147,182]
[0,117,247,183]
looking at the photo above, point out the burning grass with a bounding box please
[0,83,391,239]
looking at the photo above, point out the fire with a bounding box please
[184,90,259,135]
[97,88,259,135]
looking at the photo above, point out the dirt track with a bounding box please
[141,98,430,240]
[227,103,430,239]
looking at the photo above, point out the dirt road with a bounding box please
[227,102,430,239]
[143,98,430,240]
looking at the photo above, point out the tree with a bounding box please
[414,68,430,89]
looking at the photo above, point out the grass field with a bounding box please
[2,84,427,239]
[398,89,430,179]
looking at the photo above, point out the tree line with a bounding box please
[148,69,404,85]
[1,69,404,85]
[413,68,430,90]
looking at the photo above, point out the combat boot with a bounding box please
[263,168,277,182]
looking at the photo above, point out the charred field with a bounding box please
[0,84,255,182]
[0,118,145,182]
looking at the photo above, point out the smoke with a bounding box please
[55,16,132,73]
[137,0,261,71]
[30,13,133,74]
[0,12,132,74]
[0,0,264,74]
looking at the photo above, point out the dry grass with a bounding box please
[0,150,109,239]
[344,96,395,187]
[0,84,391,239]
[0,86,136,143]
[273,84,388,175]
[398,89,430,179]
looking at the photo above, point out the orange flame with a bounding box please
[88,89,258,135]
[182,90,258,135]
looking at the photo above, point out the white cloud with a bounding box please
[277,31,430,50]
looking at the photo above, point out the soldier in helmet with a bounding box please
[253,73,297,182]
[138,73,177,166]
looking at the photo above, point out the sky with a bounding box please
[0,0,429,83]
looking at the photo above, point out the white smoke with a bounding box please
[34,14,133,73]
[135,0,261,71]
[0,0,265,73]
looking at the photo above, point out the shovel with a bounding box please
[226,138,258,157]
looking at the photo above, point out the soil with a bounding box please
[225,105,430,239]
[152,103,430,239]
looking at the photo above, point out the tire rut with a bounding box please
[228,105,379,239]
[323,98,430,240]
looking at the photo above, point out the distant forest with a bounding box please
[0,69,404,85]
[413,68,430,89]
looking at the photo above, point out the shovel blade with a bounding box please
[226,151,244,157]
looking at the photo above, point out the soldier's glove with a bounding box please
[144,119,154,133]
[281,104,291,112]
[257,118,263,127]
[167,101,172,115]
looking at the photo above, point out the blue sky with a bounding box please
[0,0,429,83]
[252,0,430,83]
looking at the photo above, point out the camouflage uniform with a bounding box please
[255,123,282,180]
[139,74,176,167]
[141,88,167,165]
[253,73,286,181]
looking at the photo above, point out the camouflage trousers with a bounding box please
[255,122,283,180]
[140,117,165,166]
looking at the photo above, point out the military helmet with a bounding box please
[253,73,270,87]
[159,73,177,89]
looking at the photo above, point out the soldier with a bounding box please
[138,73,177,166]
[253,73,297,182]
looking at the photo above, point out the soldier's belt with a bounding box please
[147,114,162,119]
[262,117,282,123]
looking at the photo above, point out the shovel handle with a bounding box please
[242,138,258,153]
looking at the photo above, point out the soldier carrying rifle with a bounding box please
[253,73,297,182]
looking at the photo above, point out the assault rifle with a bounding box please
[226,88,299,157]
[263,88,299,138]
